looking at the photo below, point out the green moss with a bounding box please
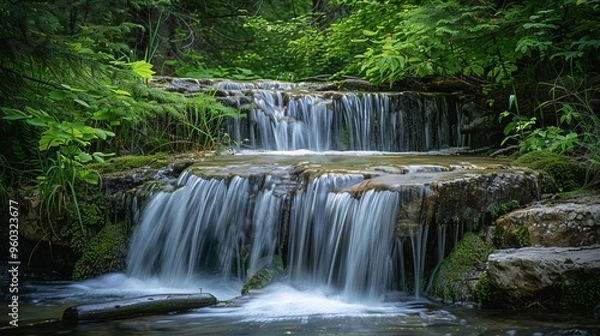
[486,199,520,220]
[563,278,600,310]
[60,185,129,280]
[241,255,285,295]
[514,223,531,246]
[72,223,128,280]
[493,220,532,248]
[428,232,495,303]
[473,271,492,304]
[87,153,169,174]
[513,150,585,193]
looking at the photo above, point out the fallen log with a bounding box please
[62,293,217,324]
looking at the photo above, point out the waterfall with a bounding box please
[118,78,542,311]
[287,174,402,301]
[127,171,281,285]
[225,90,463,152]
[126,169,435,301]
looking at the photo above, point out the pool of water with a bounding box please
[4,273,599,336]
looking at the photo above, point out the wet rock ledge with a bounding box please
[479,192,600,311]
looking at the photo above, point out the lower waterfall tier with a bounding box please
[126,153,539,302]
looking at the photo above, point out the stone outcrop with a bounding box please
[485,245,600,306]
[347,169,539,232]
[495,200,600,248]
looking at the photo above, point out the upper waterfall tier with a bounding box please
[151,77,466,152]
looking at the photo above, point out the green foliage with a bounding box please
[540,78,600,188]
[428,232,494,303]
[232,14,323,80]
[0,0,242,250]
[499,108,580,155]
[486,199,520,220]
[58,189,128,280]
[473,271,492,305]
[3,106,115,234]
[514,150,586,193]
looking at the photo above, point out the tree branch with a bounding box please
[0,63,66,91]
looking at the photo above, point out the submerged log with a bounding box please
[62,293,217,323]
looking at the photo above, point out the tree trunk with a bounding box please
[62,293,217,323]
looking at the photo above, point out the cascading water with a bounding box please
[225,89,463,152]
[122,80,538,307]
[127,171,283,284]
[126,161,452,303]
[127,169,410,302]
[287,174,401,302]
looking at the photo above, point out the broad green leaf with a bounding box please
[80,171,99,185]
[25,118,48,127]
[362,30,377,36]
[110,89,132,97]
[74,98,90,108]
[77,152,93,163]
[127,60,156,79]
[49,90,68,100]
[92,110,111,120]
[39,133,65,150]
[95,128,108,140]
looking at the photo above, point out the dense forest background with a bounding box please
[1,0,600,276]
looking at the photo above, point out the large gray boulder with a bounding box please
[494,200,600,248]
[486,245,600,299]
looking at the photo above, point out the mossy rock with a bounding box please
[428,232,495,303]
[513,151,585,193]
[241,256,285,295]
[473,271,493,305]
[87,153,169,174]
[492,219,531,248]
[72,223,129,280]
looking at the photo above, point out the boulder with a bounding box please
[486,246,600,302]
[495,202,600,248]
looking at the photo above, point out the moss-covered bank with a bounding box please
[513,150,585,193]
[428,232,494,304]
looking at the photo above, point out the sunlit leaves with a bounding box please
[128,60,156,79]
[111,60,156,80]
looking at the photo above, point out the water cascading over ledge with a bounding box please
[224,90,463,152]
[150,77,465,152]
[126,155,539,302]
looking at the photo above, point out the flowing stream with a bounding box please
[6,81,599,335]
